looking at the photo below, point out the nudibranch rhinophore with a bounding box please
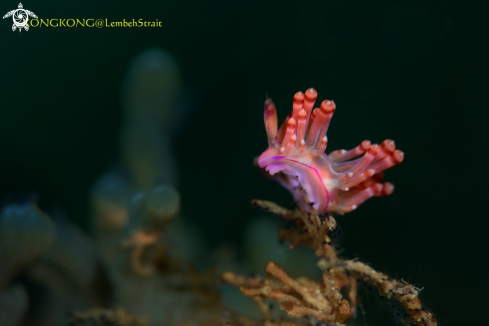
[258,88,404,215]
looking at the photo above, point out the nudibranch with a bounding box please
[258,88,404,214]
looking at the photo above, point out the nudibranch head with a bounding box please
[258,88,404,214]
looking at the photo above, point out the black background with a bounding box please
[1,0,488,324]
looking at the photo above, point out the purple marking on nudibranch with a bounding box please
[284,158,331,211]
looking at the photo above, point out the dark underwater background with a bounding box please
[1,0,488,324]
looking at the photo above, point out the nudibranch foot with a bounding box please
[258,88,404,215]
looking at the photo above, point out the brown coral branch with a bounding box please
[279,299,334,324]
[221,271,269,289]
[265,262,332,314]
[224,199,436,326]
[222,263,352,325]
[239,285,303,306]
[252,198,337,259]
[250,200,299,223]
[317,258,437,326]
[277,229,315,249]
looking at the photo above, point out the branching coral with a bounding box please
[222,197,352,325]
[317,259,435,326]
[222,192,437,326]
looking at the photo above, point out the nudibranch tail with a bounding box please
[258,87,404,215]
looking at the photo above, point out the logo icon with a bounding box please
[3,3,37,32]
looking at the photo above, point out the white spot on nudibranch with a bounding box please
[323,178,339,192]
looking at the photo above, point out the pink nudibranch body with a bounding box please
[258,88,404,215]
